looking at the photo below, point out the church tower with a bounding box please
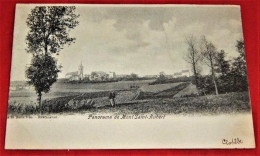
[78,62,84,80]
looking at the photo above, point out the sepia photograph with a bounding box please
[5,4,255,149]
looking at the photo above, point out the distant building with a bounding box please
[66,64,117,82]
[66,71,79,81]
[78,62,84,80]
[173,70,190,78]
[66,63,84,81]
[9,84,32,91]
[84,74,91,79]
[108,72,116,79]
[90,71,109,81]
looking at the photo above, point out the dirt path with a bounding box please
[173,83,198,97]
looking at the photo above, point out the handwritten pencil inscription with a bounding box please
[222,138,243,145]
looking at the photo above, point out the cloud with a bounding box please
[11,5,244,80]
[47,6,245,77]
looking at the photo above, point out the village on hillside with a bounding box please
[65,62,190,82]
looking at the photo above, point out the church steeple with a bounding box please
[78,62,84,80]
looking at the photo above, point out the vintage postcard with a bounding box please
[5,4,255,149]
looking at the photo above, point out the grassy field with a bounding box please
[9,79,155,100]
[8,91,251,115]
[139,82,183,93]
[8,79,155,114]
[78,92,251,115]
[8,79,155,105]
[137,82,189,99]
[38,81,188,113]
[8,79,251,116]
[49,79,155,92]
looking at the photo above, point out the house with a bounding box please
[108,72,116,79]
[90,71,109,81]
[66,63,84,81]
[181,70,190,77]
[9,84,31,91]
[66,71,80,81]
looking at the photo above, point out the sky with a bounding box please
[11,4,244,81]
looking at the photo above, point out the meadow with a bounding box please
[8,79,154,114]
[9,79,155,102]
[7,79,251,115]
[77,92,251,115]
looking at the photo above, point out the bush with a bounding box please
[7,91,113,115]
[8,101,38,115]
[197,74,249,95]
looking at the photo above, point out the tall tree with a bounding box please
[236,40,246,60]
[184,35,201,93]
[230,40,248,92]
[200,36,219,95]
[234,40,247,76]
[26,54,60,110]
[25,6,79,111]
[26,6,79,55]
[214,50,231,93]
[215,50,230,76]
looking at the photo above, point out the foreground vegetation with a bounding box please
[8,92,250,116]
[82,92,250,115]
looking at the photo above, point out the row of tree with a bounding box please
[185,35,248,95]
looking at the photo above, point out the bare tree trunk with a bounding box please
[210,60,219,95]
[185,35,201,95]
[200,36,219,95]
[37,92,42,114]
[192,61,199,95]
[212,72,219,95]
